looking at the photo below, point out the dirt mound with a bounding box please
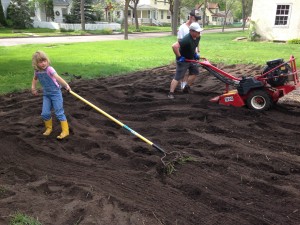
[0,64,299,225]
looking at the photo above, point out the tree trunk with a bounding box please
[134,6,139,31]
[222,17,226,32]
[172,0,179,35]
[242,0,245,31]
[203,0,207,27]
[81,0,85,31]
[124,0,130,40]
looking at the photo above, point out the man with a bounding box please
[177,9,201,41]
[177,10,203,92]
[168,22,202,99]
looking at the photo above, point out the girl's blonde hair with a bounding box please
[32,51,51,70]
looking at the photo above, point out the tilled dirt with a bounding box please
[0,63,299,225]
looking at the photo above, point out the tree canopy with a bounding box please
[7,0,33,28]
[65,0,97,23]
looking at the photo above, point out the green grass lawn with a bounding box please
[0,30,299,94]
[0,25,236,38]
[0,25,172,38]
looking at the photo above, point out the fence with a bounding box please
[33,21,121,31]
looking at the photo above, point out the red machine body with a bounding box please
[187,56,299,111]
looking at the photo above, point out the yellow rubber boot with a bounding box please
[57,120,69,139]
[43,119,52,136]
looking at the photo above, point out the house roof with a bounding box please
[211,12,225,17]
[137,4,157,10]
[198,2,220,10]
[208,2,219,9]
[53,0,69,6]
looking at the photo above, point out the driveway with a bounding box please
[0,28,245,46]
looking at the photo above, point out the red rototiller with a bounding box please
[188,55,300,111]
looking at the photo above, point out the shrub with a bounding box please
[60,28,75,32]
[7,0,33,28]
[248,20,260,41]
[99,28,113,35]
[288,38,300,44]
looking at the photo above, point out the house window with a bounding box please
[212,17,217,22]
[274,4,290,26]
[161,11,163,20]
[62,8,67,16]
[167,12,171,19]
[154,0,157,4]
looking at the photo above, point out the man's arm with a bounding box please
[172,42,181,58]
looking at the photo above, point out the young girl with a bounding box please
[31,51,71,139]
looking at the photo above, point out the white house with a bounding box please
[33,0,70,23]
[199,2,234,26]
[1,0,120,31]
[1,0,172,26]
[1,0,70,23]
[127,0,171,25]
[251,0,300,41]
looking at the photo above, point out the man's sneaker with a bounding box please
[180,81,187,90]
[182,85,191,93]
[168,92,175,99]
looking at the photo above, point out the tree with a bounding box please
[65,0,96,24]
[241,0,252,30]
[124,0,130,40]
[81,0,85,30]
[168,0,174,31]
[172,0,179,35]
[203,0,207,27]
[215,0,236,31]
[214,0,226,10]
[7,0,33,28]
[181,0,198,8]
[44,0,54,22]
[128,0,139,31]
[222,0,236,32]
[0,0,7,26]
[32,0,54,22]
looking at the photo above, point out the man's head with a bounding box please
[189,22,203,33]
[189,9,201,21]
[189,22,203,39]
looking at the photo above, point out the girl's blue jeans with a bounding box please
[41,91,66,121]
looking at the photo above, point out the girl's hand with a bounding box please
[65,85,71,91]
[32,89,38,96]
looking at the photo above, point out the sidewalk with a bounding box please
[0,28,245,46]
[0,32,172,46]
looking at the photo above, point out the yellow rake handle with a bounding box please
[69,90,165,153]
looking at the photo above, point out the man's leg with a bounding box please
[169,62,188,98]
[187,74,196,86]
[181,72,189,90]
[170,79,179,93]
[183,63,199,93]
